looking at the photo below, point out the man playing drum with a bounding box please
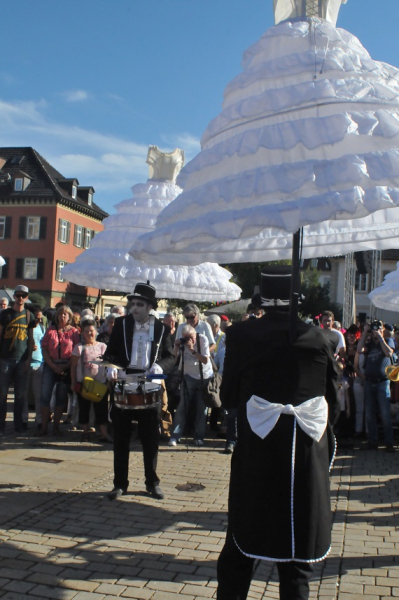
[104,282,175,500]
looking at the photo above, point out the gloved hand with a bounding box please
[148,364,163,375]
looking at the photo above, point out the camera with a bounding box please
[180,337,188,345]
[370,320,383,331]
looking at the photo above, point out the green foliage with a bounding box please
[299,268,342,321]
[26,292,47,310]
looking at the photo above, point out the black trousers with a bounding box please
[111,404,160,490]
[217,529,313,600]
[77,392,108,425]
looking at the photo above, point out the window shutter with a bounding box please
[4,217,12,239]
[15,258,23,278]
[39,217,47,240]
[37,258,45,280]
[58,218,63,242]
[66,221,71,244]
[0,258,9,279]
[73,225,78,246]
[91,230,95,239]
[19,217,26,239]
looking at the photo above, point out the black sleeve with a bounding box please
[325,347,340,426]
[220,327,241,409]
[156,325,175,375]
[103,317,126,367]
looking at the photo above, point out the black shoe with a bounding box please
[224,442,235,454]
[146,484,164,500]
[107,487,127,500]
[386,445,395,453]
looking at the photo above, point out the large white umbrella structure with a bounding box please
[132,0,399,268]
[62,146,241,301]
[369,262,399,312]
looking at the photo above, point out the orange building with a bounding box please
[0,147,107,309]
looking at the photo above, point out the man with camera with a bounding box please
[357,320,395,452]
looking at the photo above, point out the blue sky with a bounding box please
[1,0,398,215]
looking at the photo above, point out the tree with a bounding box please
[299,268,342,321]
[27,292,47,310]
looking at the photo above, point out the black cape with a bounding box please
[221,312,340,563]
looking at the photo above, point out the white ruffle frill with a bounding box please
[131,18,399,265]
[369,261,399,312]
[62,180,241,301]
[0,257,5,268]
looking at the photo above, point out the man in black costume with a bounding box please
[217,266,340,600]
[104,282,174,500]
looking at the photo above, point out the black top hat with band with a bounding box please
[127,282,158,309]
[252,265,292,309]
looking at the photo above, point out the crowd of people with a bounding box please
[0,286,398,456]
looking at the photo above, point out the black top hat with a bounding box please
[127,282,157,309]
[252,265,292,308]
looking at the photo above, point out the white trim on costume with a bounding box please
[291,418,297,558]
[233,534,332,564]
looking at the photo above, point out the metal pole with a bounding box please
[289,229,301,343]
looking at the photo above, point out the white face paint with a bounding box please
[130,300,151,324]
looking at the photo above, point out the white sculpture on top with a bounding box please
[273,0,347,25]
[146,146,185,182]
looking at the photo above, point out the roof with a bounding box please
[0,147,108,220]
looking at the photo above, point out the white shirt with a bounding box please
[129,321,151,370]
[179,334,213,380]
[330,329,346,353]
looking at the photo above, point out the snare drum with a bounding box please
[114,381,162,410]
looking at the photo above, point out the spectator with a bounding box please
[26,306,46,431]
[0,285,34,434]
[39,305,80,436]
[334,362,351,438]
[163,313,177,345]
[320,310,346,360]
[169,324,213,447]
[220,315,231,332]
[175,303,215,355]
[357,321,395,452]
[96,314,116,345]
[71,312,81,331]
[0,297,9,312]
[111,305,125,317]
[207,315,225,354]
[70,320,111,443]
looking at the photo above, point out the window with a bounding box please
[14,179,23,192]
[355,271,369,292]
[58,219,71,244]
[88,192,93,206]
[311,258,318,268]
[26,216,40,240]
[56,260,68,282]
[84,228,92,249]
[0,217,5,239]
[74,225,83,248]
[72,185,77,199]
[24,258,38,279]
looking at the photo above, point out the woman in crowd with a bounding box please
[96,314,116,345]
[40,305,80,436]
[70,320,111,443]
[169,324,213,447]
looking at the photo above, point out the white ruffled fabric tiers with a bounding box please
[369,261,399,311]
[62,181,241,301]
[131,18,399,265]
[0,257,5,268]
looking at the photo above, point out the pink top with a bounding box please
[72,342,107,382]
[41,326,81,361]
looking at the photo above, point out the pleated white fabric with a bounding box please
[369,261,399,312]
[131,17,399,266]
[62,180,241,301]
[0,257,5,268]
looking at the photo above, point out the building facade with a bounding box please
[0,147,107,309]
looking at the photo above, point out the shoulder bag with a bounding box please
[80,345,109,403]
[197,336,222,409]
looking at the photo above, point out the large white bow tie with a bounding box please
[247,395,328,442]
[135,321,150,332]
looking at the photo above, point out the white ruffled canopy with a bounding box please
[62,147,241,301]
[0,257,5,268]
[131,12,399,266]
[369,261,399,312]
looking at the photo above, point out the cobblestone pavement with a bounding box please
[0,416,397,599]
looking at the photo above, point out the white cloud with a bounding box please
[0,97,198,213]
[62,89,90,102]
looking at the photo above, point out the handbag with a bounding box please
[80,346,108,403]
[197,337,222,409]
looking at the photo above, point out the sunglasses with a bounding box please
[185,315,196,320]
[15,293,28,299]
